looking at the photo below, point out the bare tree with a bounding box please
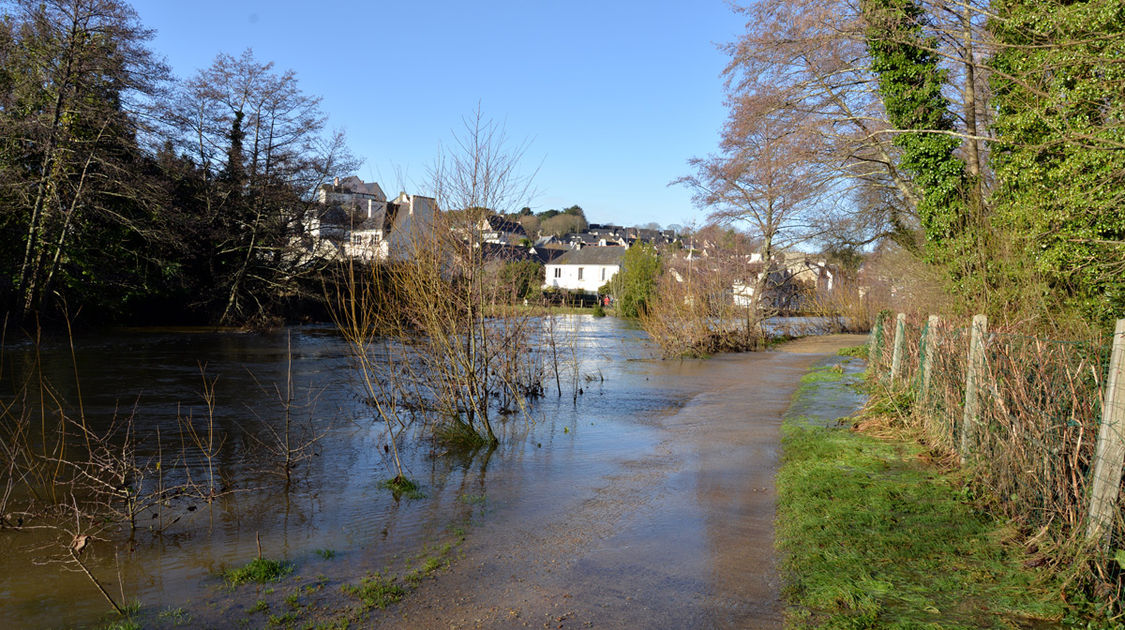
[165,49,358,325]
[677,101,828,318]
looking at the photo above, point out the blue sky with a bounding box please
[130,1,744,229]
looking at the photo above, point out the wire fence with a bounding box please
[867,313,1124,556]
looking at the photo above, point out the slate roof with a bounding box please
[484,216,527,236]
[551,246,627,266]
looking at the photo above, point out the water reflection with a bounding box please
[0,317,669,628]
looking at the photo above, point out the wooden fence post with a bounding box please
[1086,318,1125,544]
[890,313,906,384]
[920,315,940,401]
[960,314,988,465]
[868,312,885,370]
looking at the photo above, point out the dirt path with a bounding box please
[377,335,865,629]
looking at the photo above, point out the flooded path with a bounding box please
[377,334,867,629]
[0,320,864,628]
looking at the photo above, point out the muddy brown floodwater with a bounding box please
[375,333,868,629]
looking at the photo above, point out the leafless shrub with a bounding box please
[243,332,329,485]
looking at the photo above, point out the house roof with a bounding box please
[328,176,385,200]
[478,242,535,262]
[530,246,568,264]
[552,246,626,266]
[484,216,527,236]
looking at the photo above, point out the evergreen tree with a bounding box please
[612,242,661,319]
[0,0,168,321]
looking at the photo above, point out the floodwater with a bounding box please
[378,334,867,629]
[0,319,861,629]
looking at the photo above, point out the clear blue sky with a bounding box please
[130,1,743,229]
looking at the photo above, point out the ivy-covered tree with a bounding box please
[989,0,1125,330]
[863,0,968,256]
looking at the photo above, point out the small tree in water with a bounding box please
[611,242,661,319]
[333,107,552,476]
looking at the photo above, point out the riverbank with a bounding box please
[777,354,1083,628]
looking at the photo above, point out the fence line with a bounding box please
[867,313,1123,550]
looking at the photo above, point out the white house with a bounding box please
[305,177,436,262]
[543,247,626,294]
[383,192,438,262]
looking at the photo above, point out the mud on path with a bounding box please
[374,334,865,629]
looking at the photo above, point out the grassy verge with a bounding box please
[777,363,1070,628]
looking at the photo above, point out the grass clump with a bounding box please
[158,607,190,625]
[100,622,140,630]
[268,611,297,626]
[315,548,336,560]
[223,557,293,586]
[378,475,425,500]
[433,418,490,451]
[837,344,868,358]
[776,418,1066,627]
[341,572,407,610]
[284,592,300,609]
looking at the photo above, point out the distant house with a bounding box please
[543,246,626,294]
[307,176,388,242]
[382,192,438,262]
[564,232,601,248]
[305,177,436,262]
[730,253,838,311]
[732,267,803,311]
[316,176,385,207]
[479,216,528,245]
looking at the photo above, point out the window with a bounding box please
[577,267,584,280]
[601,268,606,281]
[554,268,561,278]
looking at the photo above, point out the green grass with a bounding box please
[268,611,297,626]
[777,415,1066,628]
[121,600,141,616]
[341,572,407,610]
[315,548,336,560]
[250,599,269,613]
[223,557,293,586]
[434,418,490,451]
[100,621,140,630]
[837,344,868,358]
[158,607,190,625]
[378,475,426,500]
[99,601,142,630]
[791,364,849,402]
[800,365,846,384]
